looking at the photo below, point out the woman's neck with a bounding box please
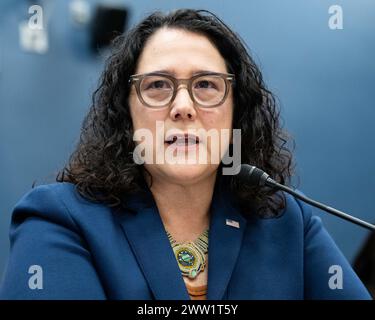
[149,173,217,243]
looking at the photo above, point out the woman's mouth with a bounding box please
[165,133,200,151]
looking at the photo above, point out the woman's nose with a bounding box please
[169,86,196,121]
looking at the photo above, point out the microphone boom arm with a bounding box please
[238,164,375,231]
[265,178,375,231]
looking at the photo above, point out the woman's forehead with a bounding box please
[135,28,227,75]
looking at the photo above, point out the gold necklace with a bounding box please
[166,228,209,279]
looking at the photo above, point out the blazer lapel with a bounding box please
[116,176,247,300]
[117,196,190,300]
[206,184,247,300]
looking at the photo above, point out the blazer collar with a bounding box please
[116,176,247,300]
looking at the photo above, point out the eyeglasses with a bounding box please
[129,72,235,108]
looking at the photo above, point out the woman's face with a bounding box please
[129,27,233,186]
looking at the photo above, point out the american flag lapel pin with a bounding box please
[226,219,240,229]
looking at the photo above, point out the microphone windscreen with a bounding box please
[238,164,265,187]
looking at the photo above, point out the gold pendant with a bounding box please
[172,243,206,279]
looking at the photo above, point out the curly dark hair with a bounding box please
[56,9,294,217]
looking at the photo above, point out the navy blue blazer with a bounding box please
[0,180,371,300]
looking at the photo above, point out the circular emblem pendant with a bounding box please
[177,249,195,267]
[172,243,205,279]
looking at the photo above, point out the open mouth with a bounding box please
[165,133,200,146]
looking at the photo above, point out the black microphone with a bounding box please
[238,164,375,231]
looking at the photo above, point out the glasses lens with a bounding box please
[192,75,226,106]
[140,76,174,107]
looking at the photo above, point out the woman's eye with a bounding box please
[148,80,170,89]
[195,80,216,89]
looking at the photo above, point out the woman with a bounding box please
[0,9,370,300]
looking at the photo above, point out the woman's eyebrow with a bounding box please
[150,69,219,76]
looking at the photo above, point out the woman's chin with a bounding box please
[147,163,217,185]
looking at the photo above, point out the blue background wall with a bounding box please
[1,0,374,278]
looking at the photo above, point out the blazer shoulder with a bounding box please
[11,182,117,234]
[2,182,108,299]
[281,190,314,228]
[11,182,84,233]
